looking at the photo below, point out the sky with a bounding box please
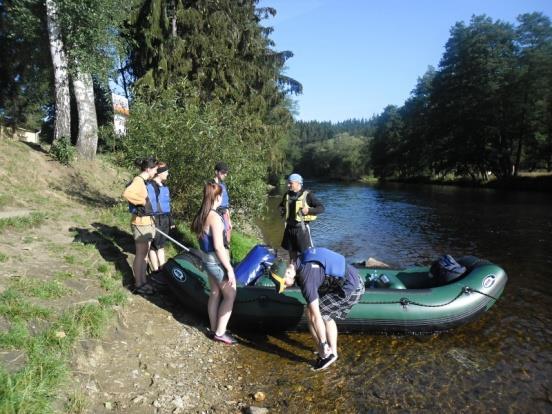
[259,0,552,122]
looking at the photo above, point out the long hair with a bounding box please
[191,181,222,237]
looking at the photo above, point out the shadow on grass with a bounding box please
[52,173,119,209]
[70,223,134,287]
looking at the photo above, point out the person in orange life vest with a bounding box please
[122,157,158,295]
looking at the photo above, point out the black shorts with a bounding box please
[281,223,313,254]
[152,214,170,250]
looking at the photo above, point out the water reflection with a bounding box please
[248,181,552,412]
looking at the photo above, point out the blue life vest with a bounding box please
[219,181,230,209]
[146,182,160,214]
[300,247,346,279]
[158,186,171,214]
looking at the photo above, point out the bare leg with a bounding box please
[133,241,151,287]
[207,275,222,332]
[148,249,160,272]
[324,318,338,357]
[157,248,166,268]
[306,307,321,348]
[215,280,236,336]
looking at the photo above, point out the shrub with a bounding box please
[50,136,75,165]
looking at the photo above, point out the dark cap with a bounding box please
[215,162,229,173]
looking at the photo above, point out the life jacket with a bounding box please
[300,247,347,295]
[146,181,160,215]
[158,186,171,214]
[127,177,154,216]
[199,210,229,253]
[284,190,317,222]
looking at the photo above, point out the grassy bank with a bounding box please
[0,140,260,412]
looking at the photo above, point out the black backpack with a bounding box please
[430,254,467,285]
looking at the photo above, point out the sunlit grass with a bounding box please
[0,212,48,234]
[9,277,72,300]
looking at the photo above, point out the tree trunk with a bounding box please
[73,71,98,159]
[45,0,71,142]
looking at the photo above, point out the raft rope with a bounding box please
[231,286,499,307]
[357,286,499,308]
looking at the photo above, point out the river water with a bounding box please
[233,181,552,413]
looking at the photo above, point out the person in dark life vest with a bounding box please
[214,161,232,243]
[269,247,365,371]
[191,181,237,345]
[147,162,174,278]
[122,157,158,295]
[278,173,324,262]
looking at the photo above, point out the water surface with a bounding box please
[238,182,552,412]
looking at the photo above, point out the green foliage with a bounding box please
[0,252,7,263]
[50,136,76,165]
[368,13,552,181]
[296,133,369,180]
[0,0,53,130]
[124,81,271,219]
[126,0,294,178]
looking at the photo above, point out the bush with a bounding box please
[123,81,277,220]
[50,136,75,165]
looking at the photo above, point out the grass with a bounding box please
[230,231,261,262]
[0,212,48,234]
[0,252,7,263]
[8,277,72,299]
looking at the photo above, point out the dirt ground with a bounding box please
[0,141,268,413]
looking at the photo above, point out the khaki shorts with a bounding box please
[131,224,155,242]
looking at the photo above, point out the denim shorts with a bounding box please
[202,254,227,283]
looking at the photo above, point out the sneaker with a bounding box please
[313,354,337,371]
[213,332,238,345]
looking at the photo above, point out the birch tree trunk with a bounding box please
[73,71,98,159]
[45,0,71,142]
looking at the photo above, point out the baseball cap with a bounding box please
[269,260,289,293]
[287,173,303,185]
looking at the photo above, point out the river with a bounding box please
[233,181,552,412]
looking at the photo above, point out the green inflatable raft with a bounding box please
[163,246,507,334]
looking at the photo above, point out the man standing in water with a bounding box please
[214,162,232,243]
[279,173,324,262]
[269,247,365,370]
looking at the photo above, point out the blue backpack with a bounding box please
[430,254,467,284]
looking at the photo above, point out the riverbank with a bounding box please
[359,172,552,192]
[0,140,268,413]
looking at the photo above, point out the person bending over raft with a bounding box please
[191,182,237,345]
[122,157,158,295]
[270,247,365,370]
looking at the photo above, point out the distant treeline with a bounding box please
[291,13,552,182]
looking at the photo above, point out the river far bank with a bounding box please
[357,171,552,192]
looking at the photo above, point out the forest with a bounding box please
[1,2,551,220]
[291,14,552,182]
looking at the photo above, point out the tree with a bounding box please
[45,0,71,142]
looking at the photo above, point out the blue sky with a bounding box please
[259,0,552,122]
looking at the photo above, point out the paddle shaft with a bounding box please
[154,227,190,252]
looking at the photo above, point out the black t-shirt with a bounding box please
[297,262,361,304]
